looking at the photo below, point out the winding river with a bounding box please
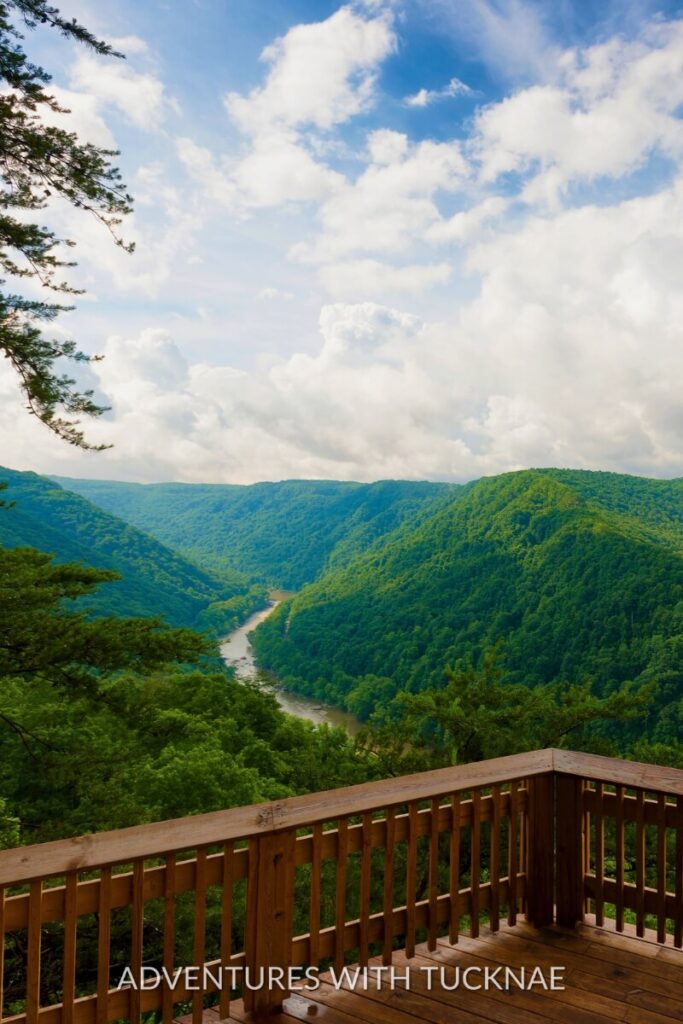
[220,604,361,735]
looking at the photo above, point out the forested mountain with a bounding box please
[251,470,683,738]
[54,477,454,588]
[0,467,263,631]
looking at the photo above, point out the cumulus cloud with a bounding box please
[472,22,683,196]
[224,6,395,133]
[179,6,395,211]
[404,77,472,107]
[69,51,173,130]
[291,132,468,264]
[6,165,683,483]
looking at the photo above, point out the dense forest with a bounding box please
[251,470,683,749]
[57,476,454,588]
[0,467,265,633]
[0,520,367,847]
[1,464,682,848]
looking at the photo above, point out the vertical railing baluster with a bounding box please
[162,856,176,1024]
[406,803,418,957]
[470,790,481,938]
[383,808,396,965]
[309,825,322,970]
[615,785,625,933]
[193,849,208,1024]
[62,873,77,1024]
[675,795,683,948]
[334,818,348,972]
[507,782,518,927]
[635,790,645,938]
[595,782,604,927]
[0,885,4,1024]
[584,787,592,916]
[26,881,42,1024]
[219,845,233,1020]
[657,795,667,944]
[359,813,372,966]
[520,781,529,916]
[428,797,439,951]
[130,861,144,1024]
[97,867,111,1024]
[490,785,501,933]
[449,793,461,943]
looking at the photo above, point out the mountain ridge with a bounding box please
[0,467,263,631]
[250,468,683,733]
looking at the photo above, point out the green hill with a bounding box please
[0,467,263,631]
[250,470,683,728]
[53,477,455,588]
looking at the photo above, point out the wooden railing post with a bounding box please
[526,773,554,926]
[244,827,296,1019]
[555,773,585,928]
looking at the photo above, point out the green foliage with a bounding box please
[0,2,133,447]
[359,645,652,776]
[54,477,455,587]
[0,543,205,694]
[0,542,370,844]
[0,466,265,630]
[251,469,683,746]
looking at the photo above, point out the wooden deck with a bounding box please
[180,919,683,1024]
[4,750,683,1024]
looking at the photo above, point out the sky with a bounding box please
[3,0,683,483]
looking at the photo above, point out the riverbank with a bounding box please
[219,604,361,735]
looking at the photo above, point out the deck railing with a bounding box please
[0,749,681,1023]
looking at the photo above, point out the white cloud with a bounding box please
[43,86,116,148]
[472,22,683,193]
[231,130,344,207]
[108,35,150,55]
[9,167,681,483]
[425,196,508,243]
[224,5,395,134]
[404,77,472,107]
[179,6,395,212]
[291,133,468,263]
[69,51,172,130]
[319,260,452,298]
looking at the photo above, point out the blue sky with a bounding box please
[4,0,683,482]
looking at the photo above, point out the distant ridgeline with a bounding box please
[247,470,683,737]
[0,467,265,634]
[53,476,455,588]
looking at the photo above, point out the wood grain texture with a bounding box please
[555,773,584,929]
[526,774,554,928]
[0,750,554,885]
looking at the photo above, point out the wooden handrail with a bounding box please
[4,747,683,887]
[554,748,683,796]
[0,748,553,886]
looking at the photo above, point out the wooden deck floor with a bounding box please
[180,919,683,1024]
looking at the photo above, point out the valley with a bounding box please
[0,461,682,848]
[220,603,361,732]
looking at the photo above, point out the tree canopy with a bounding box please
[0,0,132,447]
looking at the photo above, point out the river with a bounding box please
[219,604,361,735]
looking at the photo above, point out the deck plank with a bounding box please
[174,920,683,1024]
